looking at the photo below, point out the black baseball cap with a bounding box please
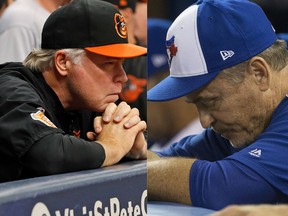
[41,0,146,58]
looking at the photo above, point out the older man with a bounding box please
[0,0,147,182]
[147,0,288,211]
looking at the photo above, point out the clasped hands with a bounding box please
[87,102,147,167]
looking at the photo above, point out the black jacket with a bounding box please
[0,63,105,182]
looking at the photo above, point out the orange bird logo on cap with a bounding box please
[114,13,127,38]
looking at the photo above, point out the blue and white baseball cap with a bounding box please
[147,0,277,101]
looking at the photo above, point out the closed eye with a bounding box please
[186,96,220,110]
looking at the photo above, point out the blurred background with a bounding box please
[149,0,288,34]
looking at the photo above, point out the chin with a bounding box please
[228,135,255,149]
[217,123,260,148]
[229,141,245,148]
[88,103,107,113]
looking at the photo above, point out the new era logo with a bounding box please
[249,148,262,157]
[220,50,234,60]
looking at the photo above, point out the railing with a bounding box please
[0,160,147,216]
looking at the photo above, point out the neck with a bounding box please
[277,64,288,100]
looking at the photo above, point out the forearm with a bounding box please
[147,150,160,160]
[147,156,196,205]
[22,133,105,176]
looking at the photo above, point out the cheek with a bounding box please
[214,99,251,124]
[69,71,107,103]
[83,70,110,93]
[216,95,264,134]
[85,78,109,103]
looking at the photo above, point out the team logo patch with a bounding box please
[220,50,234,60]
[166,36,178,66]
[114,13,127,38]
[249,148,262,158]
[30,109,57,128]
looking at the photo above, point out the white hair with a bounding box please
[23,49,86,72]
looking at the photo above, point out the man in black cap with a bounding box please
[0,0,147,183]
[102,0,147,122]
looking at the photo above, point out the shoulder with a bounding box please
[190,158,281,210]
[225,98,288,193]
[0,63,38,88]
[157,129,232,160]
[269,96,288,128]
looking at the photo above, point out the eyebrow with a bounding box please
[185,95,219,104]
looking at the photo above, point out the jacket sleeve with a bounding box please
[156,129,234,161]
[22,133,105,177]
[0,72,106,178]
[190,159,282,210]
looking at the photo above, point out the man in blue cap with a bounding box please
[147,0,288,211]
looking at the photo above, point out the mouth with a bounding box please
[109,92,121,97]
[211,126,221,134]
[108,93,120,98]
[220,132,230,139]
[212,127,230,138]
[110,92,120,95]
[108,92,121,101]
[219,130,240,141]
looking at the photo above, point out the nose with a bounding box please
[198,109,215,129]
[114,64,128,84]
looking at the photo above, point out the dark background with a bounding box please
[148,0,288,34]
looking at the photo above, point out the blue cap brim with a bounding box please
[147,71,220,101]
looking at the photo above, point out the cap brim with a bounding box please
[85,44,147,58]
[147,71,220,101]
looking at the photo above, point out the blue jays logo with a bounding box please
[166,36,178,66]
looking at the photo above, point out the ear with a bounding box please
[248,56,271,91]
[54,50,69,77]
